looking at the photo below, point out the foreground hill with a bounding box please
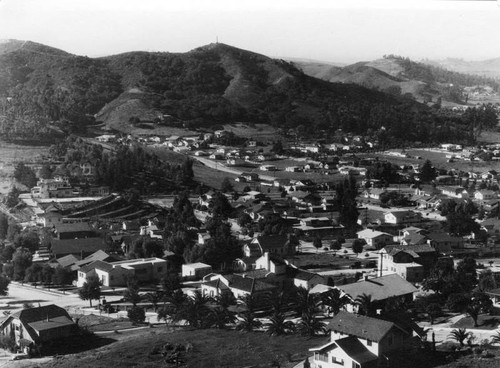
[0,40,479,144]
[295,55,500,106]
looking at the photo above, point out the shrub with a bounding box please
[0,335,16,352]
[128,306,146,325]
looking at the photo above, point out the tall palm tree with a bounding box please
[354,293,375,316]
[266,311,295,336]
[208,306,237,329]
[145,289,164,312]
[448,328,469,348]
[320,289,349,316]
[297,311,326,337]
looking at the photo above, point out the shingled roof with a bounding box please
[327,311,398,342]
[255,235,288,250]
[335,337,378,364]
[338,274,417,302]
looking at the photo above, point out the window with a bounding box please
[367,339,372,346]
[352,362,360,368]
[332,356,344,365]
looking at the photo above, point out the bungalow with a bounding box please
[337,274,417,313]
[53,222,96,240]
[292,270,325,290]
[50,238,108,259]
[0,305,77,354]
[357,229,393,249]
[310,311,415,368]
[285,166,302,172]
[474,190,497,201]
[384,210,422,225]
[260,164,277,171]
[241,172,259,182]
[426,231,464,252]
[201,274,277,301]
[363,188,387,200]
[441,186,469,199]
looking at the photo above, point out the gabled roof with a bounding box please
[254,235,288,250]
[384,243,436,255]
[327,311,397,342]
[12,305,64,320]
[79,260,114,274]
[56,254,80,268]
[54,222,93,233]
[338,274,417,302]
[335,337,378,364]
[51,238,107,257]
[225,274,276,293]
[357,229,391,239]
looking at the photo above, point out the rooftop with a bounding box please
[338,274,417,302]
[327,311,397,342]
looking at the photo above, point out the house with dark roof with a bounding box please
[309,311,415,368]
[337,274,417,313]
[53,222,96,240]
[50,237,108,259]
[426,231,464,252]
[378,245,430,282]
[0,304,77,353]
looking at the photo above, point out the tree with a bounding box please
[352,239,365,257]
[0,274,10,296]
[123,278,142,307]
[466,292,493,327]
[176,289,212,328]
[220,177,233,193]
[266,312,295,336]
[128,306,146,325]
[320,288,349,316]
[236,310,262,332]
[297,311,327,337]
[312,235,322,253]
[448,328,469,348]
[38,164,53,179]
[419,160,436,183]
[79,275,101,307]
[355,293,375,316]
[491,331,500,345]
[425,303,442,325]
[12,247,32,281]
[477,269,497,292]
[145,290,163,312]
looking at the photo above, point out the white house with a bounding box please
[182,263,213,280]
[357,229,394,249]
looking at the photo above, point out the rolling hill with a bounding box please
[294,55,500,106]
[0,40,478,144]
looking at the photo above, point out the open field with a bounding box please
[22,327,323,368]
[223,123,279,142]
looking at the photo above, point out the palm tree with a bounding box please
[297,311,326,337]
[179,289,212,328]
[236,310,262,332]
[123,278,142,307]
[354,293,375,316]
[293,287,318,316]
[145,290,164,312]
[448,328,469,348]
[491,331,500,345]
[266,312,295,336]
[208,306,237,329]
[320,289,349,316]
[267,290,290,314]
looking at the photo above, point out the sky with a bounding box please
[0,0,500,63]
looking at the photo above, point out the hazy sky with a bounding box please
[1,0,500,63]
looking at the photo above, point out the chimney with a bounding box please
[46,314,49,322]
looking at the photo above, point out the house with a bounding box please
[363,188,387,200]
[384,210,422,225]
[441,186,469,199]
[80,161,95,176]
[77,257,167,287]
[70,250,118,271]
[285,166,302,172]
[182,263,213,280]
[426,232,464,252]
[337,274,417,313]
[291,269,325,290]
[37,205,63,227]
[259,164,277,171]
[50,238,108,259]
[378,247,425,282]
[0,304,77,353]
[310,311,415,368]
[474,190,497,201]
[357,229,393,249]
[201,274,277,301]
[241,172,259,182]
[53,222,96,240]
[244,235,296,257]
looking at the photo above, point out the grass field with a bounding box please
[29,327,324,368]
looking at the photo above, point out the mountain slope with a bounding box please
[428,57,500,79]
[296,55,500,106]
[0,40,476,145]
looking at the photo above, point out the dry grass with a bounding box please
[30,327,324,368]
